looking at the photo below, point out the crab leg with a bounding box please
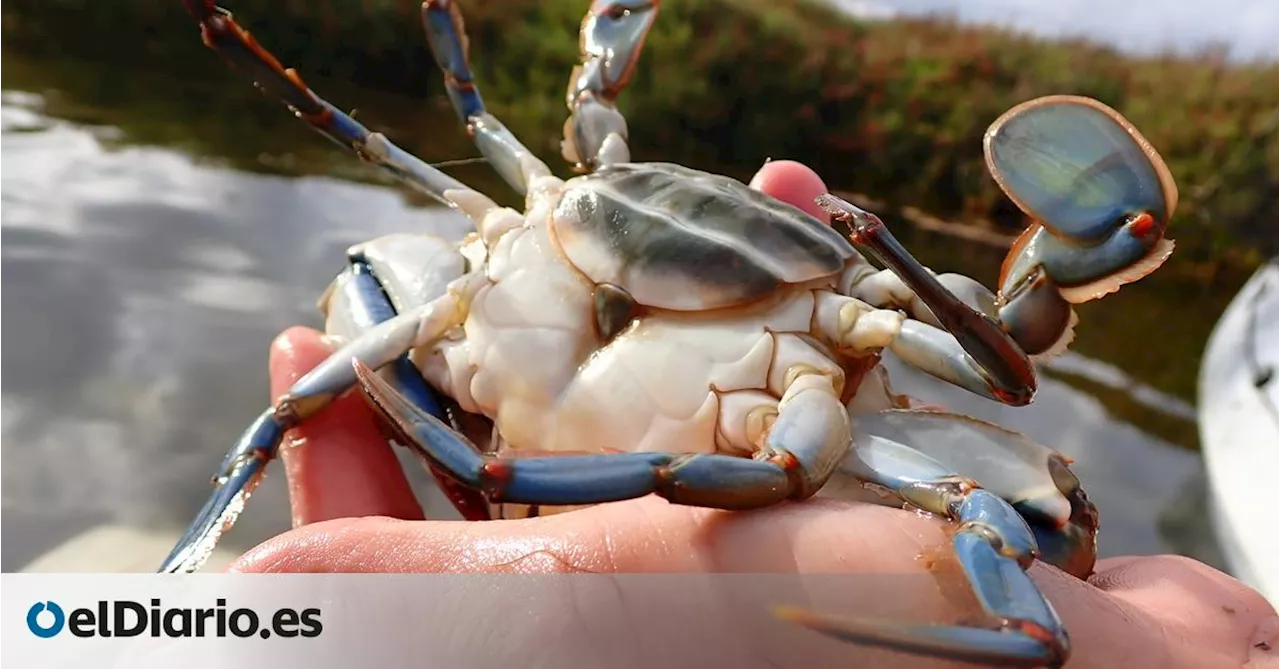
[820,195,1039,405]
[272,273,482,426]
[561,0,660,171]
[843,263,1003,329]
[354,364,855,508]
[421,1,555,197]
[780,414,1072,667]
[841,261,1075,363]
[778,429,1070,669]
[813,287,1034,408]
[181,0,479,207]
[830,408,1100,580]
[159,260,456,573]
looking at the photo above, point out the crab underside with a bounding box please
[163,2,1180,667]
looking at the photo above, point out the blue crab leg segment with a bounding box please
[180,0,470,207]
[780,420,1071,667]
[421,0,553,196]
[353,363,855,508]
[158,261,456,573]
[562,0,661,171]
[159,407,284,574]
[338,259,448,420]
[819,195,1037,405]
[273,273,478,425]
[339,256,494,522]
[986,96,1177,308]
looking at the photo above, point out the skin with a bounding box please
[231,159,1278,669]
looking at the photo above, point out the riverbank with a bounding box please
[4,0,1276,268]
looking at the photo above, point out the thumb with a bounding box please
[749,159,831,220]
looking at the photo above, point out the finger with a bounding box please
[749,159,831,221]
[269,326,425,525]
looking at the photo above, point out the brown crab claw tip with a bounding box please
[350,359,407,421]
[350,356,375,379]
[813,194,882,228]
[349,357,481,467]
[351,358,391,394]
[813,193,847,216]
[350,357,459,440]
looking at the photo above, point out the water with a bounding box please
[0,60,1228,573]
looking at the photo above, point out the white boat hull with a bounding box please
[1198,259,1279,607]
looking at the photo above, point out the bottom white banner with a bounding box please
[3,572,957,668]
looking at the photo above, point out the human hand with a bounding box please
[232,160,1277,669]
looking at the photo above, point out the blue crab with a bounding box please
[163,1,1179,666]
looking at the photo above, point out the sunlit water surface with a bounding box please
[0,91,1224,573]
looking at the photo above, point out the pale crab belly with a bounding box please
[546,288,835,458]
[433,223,603,451]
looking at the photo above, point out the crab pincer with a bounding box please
[988,96,1178,355]
[816,95,1177,403]
[818,194,1039,406]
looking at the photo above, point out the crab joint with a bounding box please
[782,364,846,401]
[837,302,906,353]
[901,479,1040,569]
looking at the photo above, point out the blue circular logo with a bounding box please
[27,601,65,638]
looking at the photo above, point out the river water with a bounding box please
[0,64,1229,573]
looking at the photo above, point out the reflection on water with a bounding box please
[1,93,468,570]
[879,354,1215,562]
[0,84,1224,572]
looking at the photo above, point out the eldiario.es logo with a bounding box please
[26,599,322,639]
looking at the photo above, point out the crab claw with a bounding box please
[562,0,660,169]
[579,0,659,98]
[985,95,1178,356]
